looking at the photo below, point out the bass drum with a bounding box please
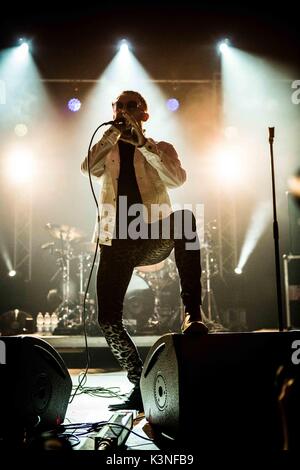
[135,257,178,291]
[123,273,155,335]
[124,260,182,335]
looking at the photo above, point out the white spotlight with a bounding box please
[234,267,242,275]
[218,39,230,54]
[6,147,35,184]
[15,40,30,61]
[19,42,29,53]
[15,123,28,137]
[8,270,17,277]
[236,201,272,273]
[215,147,243,183]
[119,39,129,54]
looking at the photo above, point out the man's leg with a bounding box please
[169,210,208,334]
[135,212,207,333]
[97,241,143,388]
[135,211,201,310]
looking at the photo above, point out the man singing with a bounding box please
[81,90,208,411]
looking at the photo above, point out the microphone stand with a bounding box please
[269,127,284,331]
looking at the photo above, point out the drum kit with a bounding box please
[125,257,182,334]
[42,222,182,335]
[42,219,225,335]
[42,223,99,335]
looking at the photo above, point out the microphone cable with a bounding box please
[69,120,114,403]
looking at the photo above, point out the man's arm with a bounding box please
[80,126,121,179]
[139,139,186,188]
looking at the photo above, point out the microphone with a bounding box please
[105,116,131,129]
[114,117,128,125]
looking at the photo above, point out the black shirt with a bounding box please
[114,141,143,238]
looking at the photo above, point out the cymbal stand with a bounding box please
[75,252,88,325]
[75,251,99,330]
[78,253,85,305]
[55,238,74,326]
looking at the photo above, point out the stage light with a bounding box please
[19,42,29,54]
[218,39,230,54]
[8,270,16,277]
[219,43,228,54]
[1,246,14,275]
[119,39,130,54]
[234,267,242,275]
[67,98,81,112]
[14,123,28,137]
[15,39,30,61]
[77,33,185,175]
[166,98,180,112]
[236,201,272,273]
[215,147,243,183]
[6,147,34,184]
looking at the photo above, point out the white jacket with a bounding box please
[81,126,186,245]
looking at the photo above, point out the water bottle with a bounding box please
[50,312,58,334]
[36,312,44,334]
[44,312,51,334]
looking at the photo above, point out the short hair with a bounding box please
[117,90,148,111]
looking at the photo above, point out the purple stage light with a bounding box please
[68,98,81,112]
[166,98,179,112]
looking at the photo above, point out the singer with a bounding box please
[81,90,208,411]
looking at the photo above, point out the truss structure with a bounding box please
[13,186,32,281]
[217,189,238,278]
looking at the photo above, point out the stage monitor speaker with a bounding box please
[140,331,300,450]
[0,335,72,444]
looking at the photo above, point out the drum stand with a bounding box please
[77,252,86,324]
[43,223,100,334]
[75,252,98,334]
[55,240,76,328]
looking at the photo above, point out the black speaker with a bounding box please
[140,331,300,450]
[0,335,72,443]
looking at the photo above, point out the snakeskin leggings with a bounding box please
[97,210,202,386]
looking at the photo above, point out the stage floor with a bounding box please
[39,334,160,348]
[35,334,160,369]
[66,369,158,451]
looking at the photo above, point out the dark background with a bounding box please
[1,3,300,76]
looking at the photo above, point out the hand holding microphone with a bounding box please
[113,111,146,147]
[112,113,131,133]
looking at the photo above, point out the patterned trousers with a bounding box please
[97,210,202,386]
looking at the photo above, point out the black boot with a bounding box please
[181,308,209,335]
[108,385,144,412]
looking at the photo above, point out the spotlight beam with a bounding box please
[236,201,272,272]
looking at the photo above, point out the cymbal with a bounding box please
[45,223,86,242]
